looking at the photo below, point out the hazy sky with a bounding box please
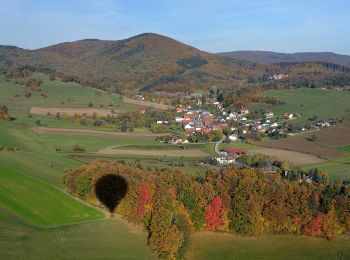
[1,0,349,54]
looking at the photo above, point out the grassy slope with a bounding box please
[0,165,103,227]
[0,74,138,115]
[249,88,350,125]
[0,206,153,260]
[187,232,350,260]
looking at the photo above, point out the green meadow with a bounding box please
[0,206,153,259]
[187,232,350,260]
[0,165,103,227]
[249,88,350,125]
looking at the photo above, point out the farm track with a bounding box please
[33,126,169,138]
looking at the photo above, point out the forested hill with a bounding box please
[1,33,350,94]
[217,51,350,67]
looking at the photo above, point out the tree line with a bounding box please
[64,160,350,259]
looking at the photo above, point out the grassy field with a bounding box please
[249,88,350,125]
[187,232,350,259]
[338,145,350,152]
[0,165,103,227]
[0,206,153,259]
[0,74,139,115]
[302,153,350,181]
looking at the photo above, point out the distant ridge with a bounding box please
[1,33,350,93]
[217,51,350,67]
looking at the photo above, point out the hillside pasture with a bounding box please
[0,165,103,227]
[249,88,350,125]
[0,74,140,115]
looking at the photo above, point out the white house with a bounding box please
[184,124,193,129]
[228,135,238,141]
[156,120,168,125]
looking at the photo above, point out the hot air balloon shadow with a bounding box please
[95,174,128,216]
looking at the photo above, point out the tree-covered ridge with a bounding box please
[64,160,350,259]
[1,33,350,95]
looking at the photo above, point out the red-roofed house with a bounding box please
[203,115,214,126]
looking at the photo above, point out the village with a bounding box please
[149,94,342,170]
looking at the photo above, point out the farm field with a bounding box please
[97,148,210,157]
[30,106,120,116]
[187,232,350,260]
[249,88,350,125]
[257,127,350,159]
[33,126,168,138]
[0,206,153,259]
[251,147,326,166]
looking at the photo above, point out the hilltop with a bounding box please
[1,33,350,94]
[217,51,350,67]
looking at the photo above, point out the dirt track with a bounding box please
[251,148,326,166]
[97,148,210,157]
[33,126,169,138]
[30,107,120,116]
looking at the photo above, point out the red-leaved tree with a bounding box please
[304,212,324,237]
[136,182,151,220]
[205,195,225,231]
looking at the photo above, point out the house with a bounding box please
[203,115,215,126]
[184,112,199,120]
[175,117,183,123]
[185,127,196,134]
[181,119,192,124]
[176,107,183,113]
[224,148,247,156]
[133,95,144,101]
[184,124,193,129]
[156,120,168,125]
[228,134,238,142]
[215,157,235,165]
[283,113,294,120]
[264,111,274,118]
[240,108,249,115]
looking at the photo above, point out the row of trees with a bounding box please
[0,104,9,120]
[64,160,350,258]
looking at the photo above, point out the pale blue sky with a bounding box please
[0,0,349,54]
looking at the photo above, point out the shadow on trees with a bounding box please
[95,174,128,214]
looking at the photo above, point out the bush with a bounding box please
[72,144,85,152]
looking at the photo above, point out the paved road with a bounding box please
[214,135,226,155]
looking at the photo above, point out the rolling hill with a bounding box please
[1,33,350,94]
[217,51,350,67]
